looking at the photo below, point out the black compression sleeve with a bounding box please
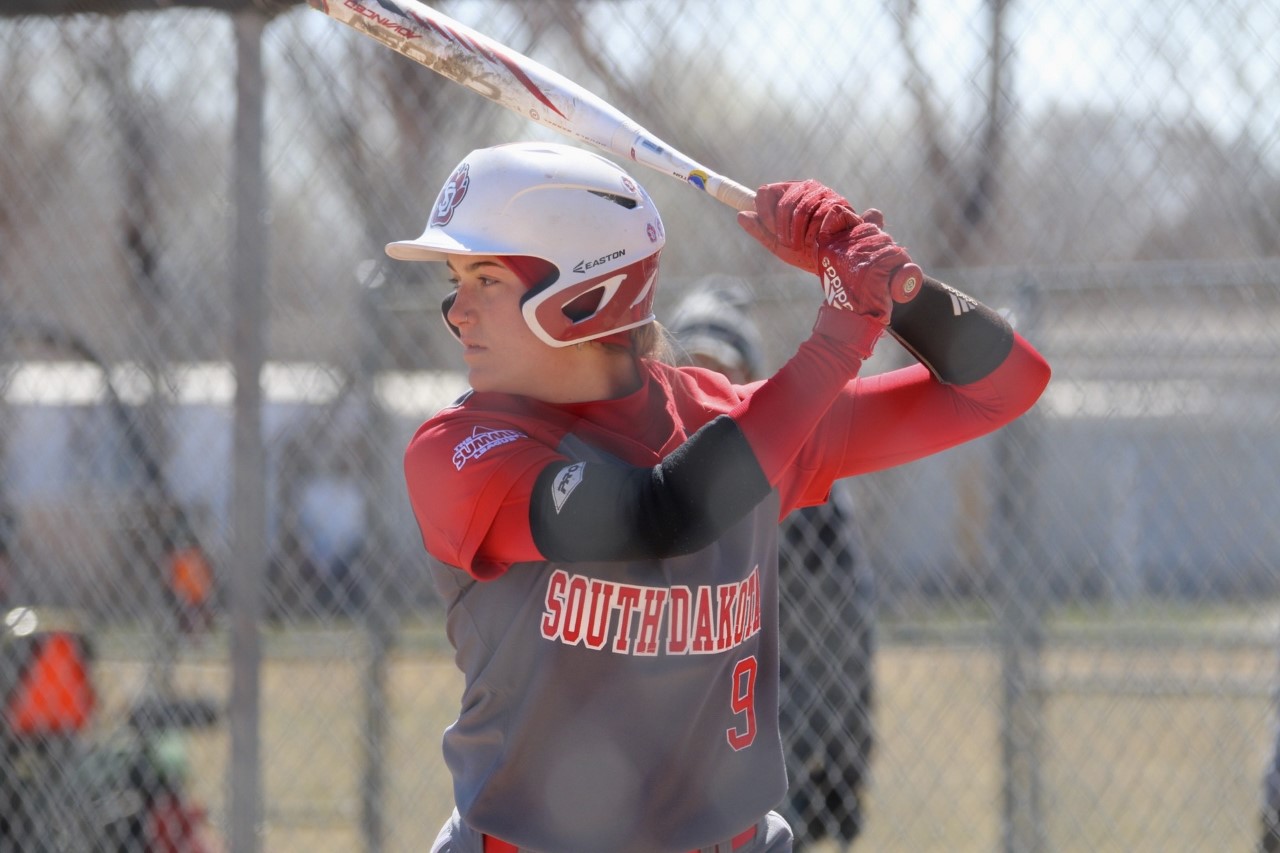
[529,415,772,562]
[888,276,1014,384]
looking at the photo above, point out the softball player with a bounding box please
[392,142,1051,853]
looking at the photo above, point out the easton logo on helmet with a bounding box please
[573,249,625,274]
[430,163,470,227]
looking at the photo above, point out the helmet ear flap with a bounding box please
[440,291,461,340]
[521,255,659,346]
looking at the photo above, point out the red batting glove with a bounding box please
[815,207,912,327]
[737,180,857,274]
[808,207,913,358]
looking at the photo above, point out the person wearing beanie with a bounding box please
[671,281,877,850]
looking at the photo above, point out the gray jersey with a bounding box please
[430,490,786,853]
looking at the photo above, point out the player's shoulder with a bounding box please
[649,359,748,413]
[422,388,541,428]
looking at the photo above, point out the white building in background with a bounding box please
[2,348,1278,610]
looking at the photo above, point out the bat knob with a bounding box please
[890,263,924,304]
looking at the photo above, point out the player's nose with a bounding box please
[446,288,476,328]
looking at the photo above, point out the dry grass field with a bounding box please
[90,619,1277,853]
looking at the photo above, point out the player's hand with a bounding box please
[814,207,912,325]
[737,180,860,274]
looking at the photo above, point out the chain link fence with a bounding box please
[2,0,1279,851]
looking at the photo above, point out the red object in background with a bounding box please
[4,631,96,734]
[169,546,215,634]
[169,547,212,610]
[148,792,215,853]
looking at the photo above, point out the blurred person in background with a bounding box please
[0,502,14,608]
[670,281,876,850]
[1260,707,1280,851]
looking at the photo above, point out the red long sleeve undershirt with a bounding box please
[728,308,884,485]
[730,308,1051,494]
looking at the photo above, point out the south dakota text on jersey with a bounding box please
[540,567,762,656]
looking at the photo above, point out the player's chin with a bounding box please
[463,364,510,395]
[461,348,490,372]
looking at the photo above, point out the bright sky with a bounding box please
[530,0,1279,149]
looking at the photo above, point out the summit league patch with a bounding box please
[451,425,525,470]
[448,424,585,511]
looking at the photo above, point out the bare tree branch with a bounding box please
[894,0,1010,265]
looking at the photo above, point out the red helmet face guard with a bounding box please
[521,254,660,346]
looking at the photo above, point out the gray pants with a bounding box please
[431,809,793,853]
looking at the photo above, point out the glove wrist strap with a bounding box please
[813,306,885,359]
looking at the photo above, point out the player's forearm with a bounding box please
[887,276,1016,384]
[828,331,1051,477]
[729,308,885,484]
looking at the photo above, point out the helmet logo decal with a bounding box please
[430,163,471,227]
[572,249,625,274]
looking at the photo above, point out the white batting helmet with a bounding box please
[386,142,666,347]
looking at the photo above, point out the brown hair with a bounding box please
[630,321,677,364]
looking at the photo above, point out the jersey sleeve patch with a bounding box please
[550,462,586,513]
[451,425,529,469]
[406,413,555,578]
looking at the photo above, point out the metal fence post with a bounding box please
[997,279,1047,853]
[358,268,394,853]
[229,9,268,853]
